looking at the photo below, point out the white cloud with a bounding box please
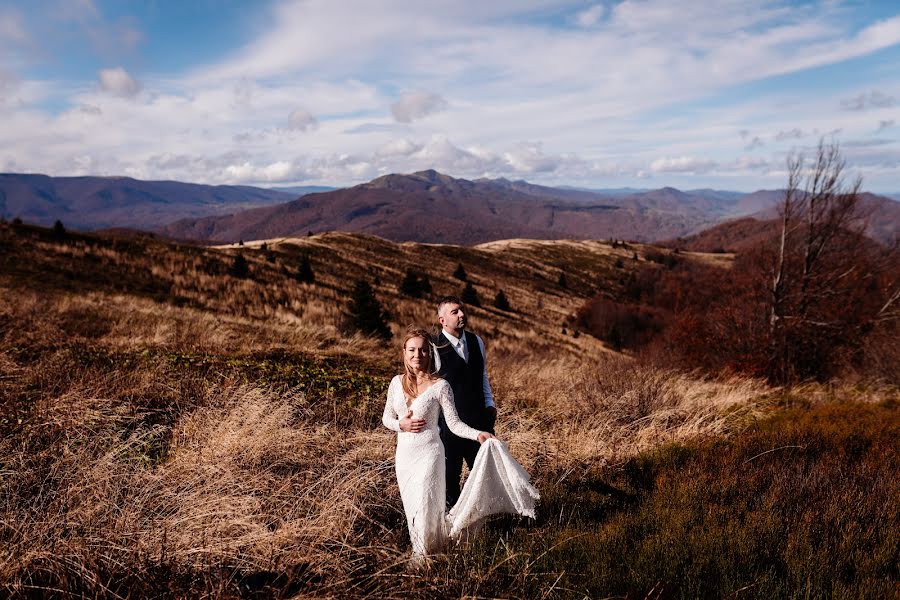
[503,142,561,173]
[728,156,770,171]
[287,108,317,131]
[0,8,29,44]
[575,4,605,27]
[390,90,447,123]
[0,67,18,100]
[650,156,718,174]
[3,0,900,191]
[98,67,140,98]
[376,138,422,157]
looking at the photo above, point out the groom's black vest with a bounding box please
[436,330,490,432]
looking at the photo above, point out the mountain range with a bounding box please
[3,170,898,246]
[161,170,899,246]
[0,174,326,231]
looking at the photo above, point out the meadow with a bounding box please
[1,221,897,598]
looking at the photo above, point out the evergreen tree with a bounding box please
[493,289,511,312]
[453,262,468,281]
[558,271,568,288]
[419,273,432,295]
[460,281,481,307]
[53,220,66,238]
[399,268,422,297]
[346,280,392,339]
[399,269,433,298]
[230,253,249,278]
[296,254,314,283]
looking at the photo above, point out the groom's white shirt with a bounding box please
[434,329,495,409]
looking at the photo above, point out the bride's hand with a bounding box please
[478,432,495,443]
[400,410,426,433]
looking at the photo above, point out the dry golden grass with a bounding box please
[0,288,774,597]
[2,222,893,598]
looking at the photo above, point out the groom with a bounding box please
[434,295,497,508]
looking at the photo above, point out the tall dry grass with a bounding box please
[4,223,893,597]
[1,295,773,597]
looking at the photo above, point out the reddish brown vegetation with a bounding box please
[580,241,898,383]
[578,142,900,384]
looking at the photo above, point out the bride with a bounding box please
[382,326,537,561]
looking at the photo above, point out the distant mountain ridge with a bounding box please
[0,173,300,230]
[160,169,794,245]
[161,170,900,245]
[5,170,898,247]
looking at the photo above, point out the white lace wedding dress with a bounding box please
[382,376,539,559]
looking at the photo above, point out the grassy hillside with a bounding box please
[1,221,896,598]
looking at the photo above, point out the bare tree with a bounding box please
[767,139,877,381]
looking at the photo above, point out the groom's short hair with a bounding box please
[437,295,464,315]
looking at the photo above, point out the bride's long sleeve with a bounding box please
[382,377,401,433]
[439,382,482,441]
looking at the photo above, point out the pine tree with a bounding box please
[346,280,392,338]
[493,289,511,312]
[399,269,433,298]
[399,269,422,297]
[230,253,249,278]
[53,220,66,238]
[460,281,481,307]
[419,273,432,295]
[296,254,314,283]
[558,271,567,288]
[453,262,468,281]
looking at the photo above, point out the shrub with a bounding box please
[398,269,431,298]
[296,254,314,284]
[645,250,679,269]
[460,281,481,307]
[493,289,511,312]
[346,279,392,338]
[230,253,249,278]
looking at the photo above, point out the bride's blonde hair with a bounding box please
[401,325,439,401]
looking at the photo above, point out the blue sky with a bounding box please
[2,0,900,192]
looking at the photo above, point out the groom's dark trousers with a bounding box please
[436,330,495,508]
